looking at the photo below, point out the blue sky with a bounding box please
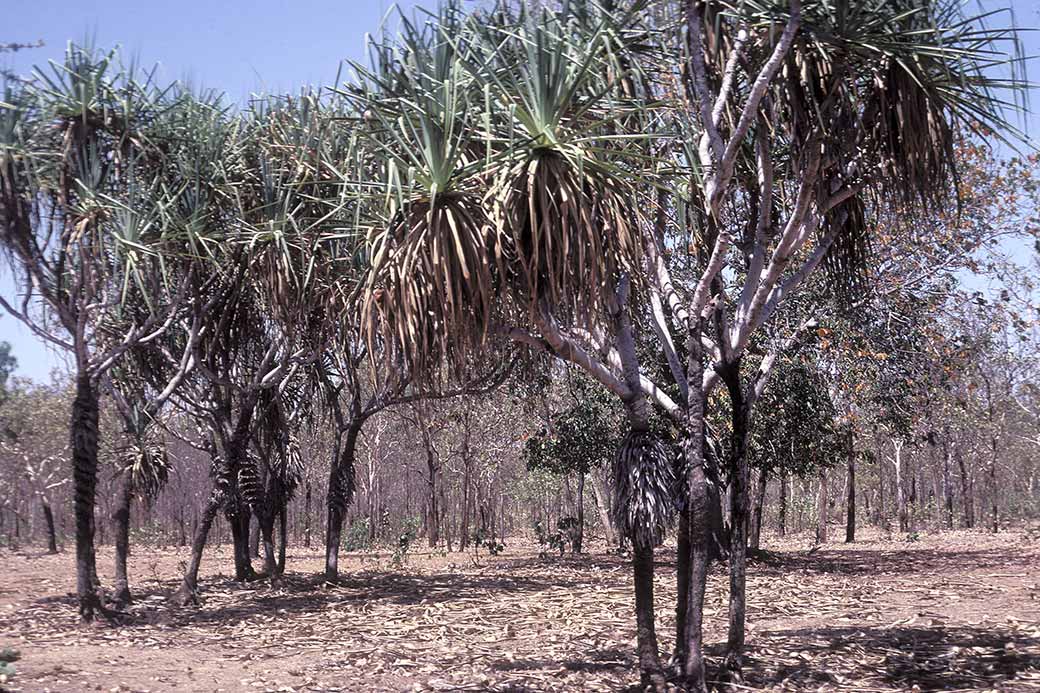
[1,0,1038,381]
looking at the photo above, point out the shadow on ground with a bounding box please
[738,623,1040,691]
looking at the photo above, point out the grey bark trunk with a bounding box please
[816,468,828,544]
[113,473,134,604]
[42,498,58,554]
[173,494,221,605]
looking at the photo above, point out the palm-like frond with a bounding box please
[611,429,676,548]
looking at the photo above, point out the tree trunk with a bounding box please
[325,420,360,582]
[942,444,954,529]
[426,447,440,549]
[41,497,58,554]
[71,371,103,621]
[303,483,312,548]
[112,473,134,604]
[749,470,767,551]
[679,346,710,692]
[717,364,752,681]
[173,494,221,605]
[989,434,999,533]
[249,514,260,558]
[229,508,254,581]
[575,471,585,554]
[956,446,974,528]
[816,468,828,544]
[632,538,666,691]
[845,451,856,544]
[589,468,618,548]
[277,507,287,575]
[893,440,908,532]
[778,472,787,537]
[259,514,277,579]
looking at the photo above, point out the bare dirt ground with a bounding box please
[1,528,1038,692]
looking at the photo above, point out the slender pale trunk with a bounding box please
[749,470,767,551]
[815,468,828,543]
[303,483,312,548]
[956,446,974,528]
[589,469,618,547]
[942,444,954,529]
[112,474,134,604]
[575,471,585,554]
[71,371,103,620]
[845,448,856,544]
[893,440,908,532]
[249,514,260,558]
[778,473,787,537]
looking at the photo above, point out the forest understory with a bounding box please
[1,528,1037,693]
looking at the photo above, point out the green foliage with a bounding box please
[524,374,621,476]
[0,342,15,402]
[392,516,422,568]
[344,517,372,552]
[533,519,566,556]
[747,359,845,479]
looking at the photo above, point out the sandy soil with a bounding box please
[0,528,1038,692]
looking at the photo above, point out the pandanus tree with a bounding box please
[0,46,230,619]
[346,0,1023,688]
[665,0,1024,684]
[170,91,346,603]
[350,4,678,686]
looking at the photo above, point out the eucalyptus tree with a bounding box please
[0,376,71,553]
[524,371,625,552]
[0,46,234,619]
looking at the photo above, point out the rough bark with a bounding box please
[633,539,666,691]
[173,495,221,605]
[277,507,287,575]
[259,515,277,579]
[679,340,709,691]
[42,498,58,554]
[71,371,103,621]
[112,473,134,604]
[722,366,750,679]
[426,446,440,549]
[229,509,254,581]
[325,419,361,582]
